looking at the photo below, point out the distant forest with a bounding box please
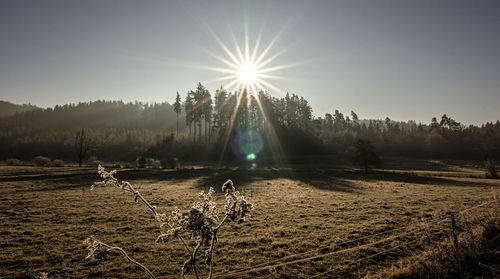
[0,101,39,117]
[1,83,499,165]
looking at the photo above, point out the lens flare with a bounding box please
[246,153,256,161]
[230,130,264,160]
[197,24,299,169]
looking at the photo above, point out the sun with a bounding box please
[238,63,258,84]
[195,26,297,95]
[189,26,298,168]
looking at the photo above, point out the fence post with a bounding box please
[451,213,458,249]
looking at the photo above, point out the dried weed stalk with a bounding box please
[84,165,254,279]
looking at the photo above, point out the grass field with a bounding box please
[0,161,499,278]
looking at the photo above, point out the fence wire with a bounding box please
[213,199,498,278]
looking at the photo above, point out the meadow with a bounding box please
[1,160,499,278]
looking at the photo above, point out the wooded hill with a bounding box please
[1,84,499,164]
[0,101,38,117]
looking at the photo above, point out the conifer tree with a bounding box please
[173,92,182,136]
[353,139,381,173]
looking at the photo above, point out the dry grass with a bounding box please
[381,212,500,279]
[0,163,499,278]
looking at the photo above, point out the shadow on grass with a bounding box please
[194,168,363,194]
[9,166,494,193]
[192,167,494,192]
[359,170,491,187]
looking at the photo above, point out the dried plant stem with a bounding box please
[98,172,198,276]
[125,183,158,215]
[91,167,253,279]
[99,242,156,279]
[121,181,194,257]
[166,222,194,258]
[192,242,202,279]
[478,262,500,274]
[209,215,229,279]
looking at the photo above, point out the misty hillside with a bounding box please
[0,101,39,117]
[0,100,178,132]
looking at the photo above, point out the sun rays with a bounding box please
[197,26,294,96]
[186,25,298,168]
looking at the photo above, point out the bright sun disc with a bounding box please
[238,63,258,84]
[198,26,297,94]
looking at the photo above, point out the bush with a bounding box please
[6,158,22,166]
[136,156,146,168]
[146,158,161,169]
[33,156,51,167]
[52,159,64,167]
[168,157,180,169]
[87,156,100,167]
[486,159,498,179]
[161,157,180,169]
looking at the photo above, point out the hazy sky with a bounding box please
[1,0,499,125]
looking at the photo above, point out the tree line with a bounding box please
[0,83,499,165]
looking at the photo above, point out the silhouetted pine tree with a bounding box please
[173,92,182,137]
[352,139,381,173]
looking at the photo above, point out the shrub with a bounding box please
[6,158,22,166]
[136,156,146,168]
[33,156,51,167]
[84,165,254,279]
[161,157,180,169]
[52,159,64,167]
[168,157,180,169]
[87,156,100,167]
[486,159,498,179]
[146,158,161,169]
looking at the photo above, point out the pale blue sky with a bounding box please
[1,0,499,124]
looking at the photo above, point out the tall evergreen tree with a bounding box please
[202,88,213,142]
[193,82,210,142]
[213,87,228,136]
[351,111,359,123]
[333,109,345,131]
[184,91,194,137]
[173,92,182,136]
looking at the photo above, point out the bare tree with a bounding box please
[75,128,92,167]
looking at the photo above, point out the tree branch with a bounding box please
[119,180,194,257]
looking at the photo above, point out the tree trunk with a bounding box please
[176,113,179,137]
[193,120,197,141]
[199,121,202,143]
[205,120,208,143]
